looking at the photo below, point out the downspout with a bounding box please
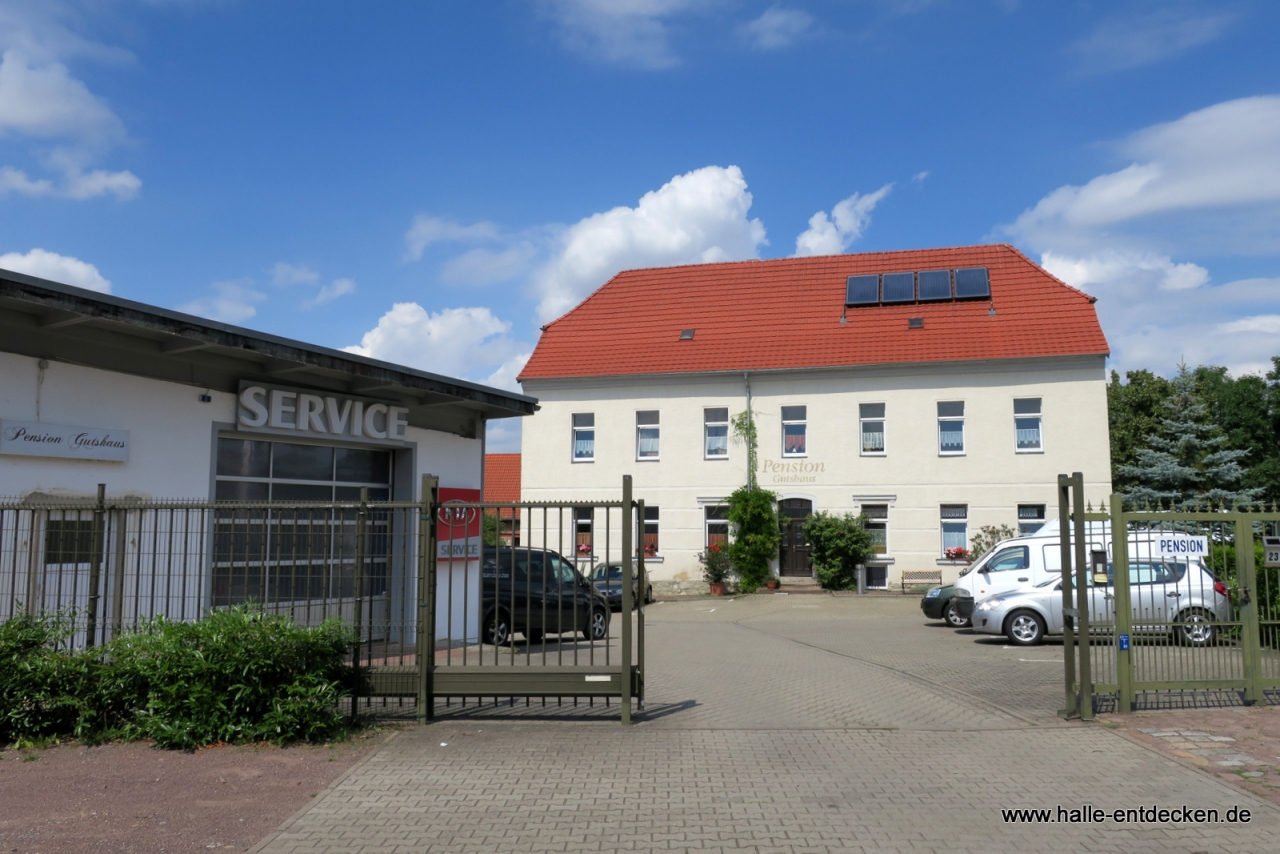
[743,372,753,491]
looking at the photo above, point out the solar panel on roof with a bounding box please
[845,274,879,306]
[881,272,915,303]
[954,267,990,299]
[917,269,951,301]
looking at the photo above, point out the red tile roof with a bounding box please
[519,244,1108,380]
[484,453,521,507]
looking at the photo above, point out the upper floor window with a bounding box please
[782,405,807,456]
[636,411,660,460]
[1014,398,1042,452]
[572,413,595,461]
[1018,504,1046,535]
[937,401,965,455]
[859,403,885,455]
[704,407,729,458]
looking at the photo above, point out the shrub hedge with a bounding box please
[0,607,355,749]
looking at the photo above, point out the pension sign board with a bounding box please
[1156,536,1209,559]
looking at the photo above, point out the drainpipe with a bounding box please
[743,372,753,491]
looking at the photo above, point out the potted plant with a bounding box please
[765,576,780,591]
[699,543,732,595]
[944,547,969,562]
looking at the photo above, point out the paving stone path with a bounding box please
[253,595,1280,853]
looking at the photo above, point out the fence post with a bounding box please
[1058,475,1078,718]
[1071,473,1094,721]
[621,475,633,726]
[417,475,439,724]
[351,487,367,722]
[1110,494,1134,712]
[86,484,105,649]
[1239,513,1262,705]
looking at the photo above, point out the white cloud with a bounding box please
[738,7,813,50]
[484,418,523,454]
[530,164,767,322]
[793,184,893,257]
[540,0,705,69]
[1069,9,1233,73]
[344,304,520,379]
[1217,314,1280,336]
[403,215,500,262]
[272,262,320,286]
[178,280,266,324]
[1041,250,1209,293]
[0,49,123,142]
[441,244,536,286]
[0,247,110,292]
[483,352,532,393]
[303,277,356,309]
[911,170,929,184]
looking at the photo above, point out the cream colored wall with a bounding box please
[521,357,1112,591]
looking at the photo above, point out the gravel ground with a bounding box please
[0,727,396,853]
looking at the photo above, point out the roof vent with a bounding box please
[908,317,924,329]
[679,329,695,340]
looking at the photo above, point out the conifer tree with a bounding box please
[1118,364,1262,508]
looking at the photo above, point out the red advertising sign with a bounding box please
[437,487,481,558]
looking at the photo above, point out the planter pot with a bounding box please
[765,579,780,590]
[708,581,726,596]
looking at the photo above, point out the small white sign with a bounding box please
[1264,536,1280,568]
[0,420,129,462]
[1155,535,1209,559]
[437,536,481,559]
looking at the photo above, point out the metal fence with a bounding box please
[1058,473,1280,718]
[0,476,646,724]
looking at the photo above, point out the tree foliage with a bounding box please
[725,485,781,592]
[967,524,1018,565]
[803,512,873,590]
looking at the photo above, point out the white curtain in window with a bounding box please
[706,430,728,454]
[862,426,884,452]
[939,421,964,451]
[942,522,967,550]
[574,434,594,457]
[638,429,660,456]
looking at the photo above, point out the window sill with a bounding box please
[936,559,970,566]
[860,451,886,457]
[638,555,664,563]
[938,452,966,457]
[572,458,595,463]
[864,555,895,565]
[1015,449,1044,454]
[704,456,729,461]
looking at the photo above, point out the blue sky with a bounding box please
[2,0,1279,451]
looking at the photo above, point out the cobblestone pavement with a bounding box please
[253,595,1280,853]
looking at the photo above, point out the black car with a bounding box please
[591,562,655,610]
[919,583,969,628]
[480,547,612,645]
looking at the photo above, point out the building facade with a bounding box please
[518,244,1113,594]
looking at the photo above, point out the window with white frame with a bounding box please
[859,403,885,455]
[1018,504,1046,535]
[642,507,659,556]
[704,407,729,458]
[1014,398,1042,452]
[705,505,729,548]
[782,405,807,456]
[636,411,660,459]
[937,401,965,455]
[572,413,595,461]
[574,506,593,558]
[941,504,968,557]
[862,504,888,555]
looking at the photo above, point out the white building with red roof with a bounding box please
[518,243,1112,593]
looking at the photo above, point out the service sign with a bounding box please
[1155,535,1209,559]
[236,382,411,447]
[436,487,482,559]
[1264,536,1280,568]
[0,420,129,462]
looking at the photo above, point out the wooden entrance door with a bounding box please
[778,498,813,577]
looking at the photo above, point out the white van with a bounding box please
[952,517,1111,624]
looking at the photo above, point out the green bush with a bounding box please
[726,486,781,592]
[0,606,355,750]
[804,512,873,590]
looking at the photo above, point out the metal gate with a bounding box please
[361,475,646,724]
[1059,472,1280,718]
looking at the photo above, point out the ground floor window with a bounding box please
[862,504,888,555]
[865,566,888,588]
[1018,504,1046,535]
[642,506,659,556]
[941,504,968,558]
[574,506,593,558]
[705,505,729,548]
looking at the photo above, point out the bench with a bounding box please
[901,570,943,593]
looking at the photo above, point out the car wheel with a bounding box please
[583,608,609,641]
[1176,608,1216,647]
[483,610,511,646]
[645,586,654,604]
[942,600,970,628]
[524,629,544,645]
[1005,609,1046,646]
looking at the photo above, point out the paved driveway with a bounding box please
[253,595,1280,853]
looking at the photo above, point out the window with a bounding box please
[937,401,965,455]
[44,519,95,565]
[642,507,659,555]
[704,407,729,458]
[782,405,807,456]
[862,504,888,555]
[983,546,1030,572]
[636,411,660,459]
[1014,398,1042,452]
[574,507,593,558]
[941,504,968,556]
[572,413,595,461]
[705,505,729,548]
[1018,504,1046,535]
[859,403,885,455]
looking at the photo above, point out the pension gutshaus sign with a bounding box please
[1,420,130,461]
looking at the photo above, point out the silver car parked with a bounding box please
[971,560,1232,647]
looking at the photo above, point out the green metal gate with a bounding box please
[1059,472,1280,718]
[362,475,646,725]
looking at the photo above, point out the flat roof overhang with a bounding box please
[0,269,538,440]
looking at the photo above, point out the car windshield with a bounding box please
[593,564,623,581]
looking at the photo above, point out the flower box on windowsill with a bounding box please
[936,558,969,566]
